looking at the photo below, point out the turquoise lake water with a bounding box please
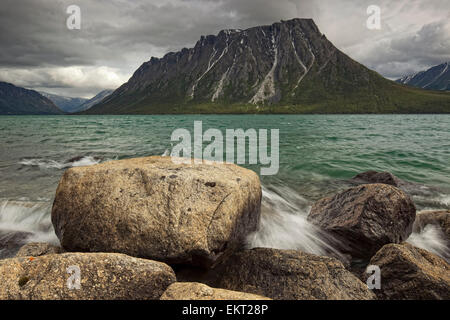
[0,114,449,257]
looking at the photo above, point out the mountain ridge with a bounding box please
[396,62,450,91]
[85,18,450,114]
[0,82,64,115]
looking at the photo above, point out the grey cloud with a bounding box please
[0,0,449,96]
[352,18,450,78]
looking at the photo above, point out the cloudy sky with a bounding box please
[0,0,449,98]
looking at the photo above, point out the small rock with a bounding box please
[0,252,176,300]
[15,242,63,258]
[308,184,416,258]
[369,243,450,300]
[160,282,271,300]
[351,171,405,188]
[215,248,375,300]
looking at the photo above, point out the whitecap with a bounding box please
[70,156,102,167]
[19,158,67,169]
[19,155,102,169]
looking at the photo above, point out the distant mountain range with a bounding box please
[0,82,63,115]
[0,82,114,115]
[396,62,450,91]
[85,18,450,114]
[39,92,88,113]
[41,89,114,113]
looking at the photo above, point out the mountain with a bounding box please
[0,82,64,115]
[40,92,88,113]
[42,89,114,113]
[72,89,114,113]
[86,18,450,114]
[396,62,450,91]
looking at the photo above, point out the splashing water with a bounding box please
[407,225,450,262]
[250,185,450,262]
[0,200,59,258]
[247,184,345,260]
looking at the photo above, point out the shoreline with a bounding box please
[0,157,449,300]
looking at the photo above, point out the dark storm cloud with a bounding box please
[0,0,448,97]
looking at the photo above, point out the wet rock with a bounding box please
[369,243,450,300]
[215,248,375,300]
[308,184,416,258]
[350,171,442,209]
[160,282,271,300]
[0,231,33,259]
[15,242,63,258]
[0,252,175,300]
[52,156,261,267]
[351,171,406,188]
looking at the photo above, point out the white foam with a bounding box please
[0,200,59,246]
[19,156,102,169]
[247,185,344,259]
[71,156,102,167]
[19,158,67,169]
[407,224,449,261]
[437,195,450,206]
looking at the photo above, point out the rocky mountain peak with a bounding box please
[85,19,450,114]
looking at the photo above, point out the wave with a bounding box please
[246,184,345,260]
[19,155,103,170]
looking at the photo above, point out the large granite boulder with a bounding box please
[51,156,261,267]
[15,242,63,258]
[369,243,450,300]
[308,184,416,258]
[215,248,375,300]
[160,282,271,300]
[0,252,175,300]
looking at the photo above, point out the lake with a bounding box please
[1,114,449,257]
